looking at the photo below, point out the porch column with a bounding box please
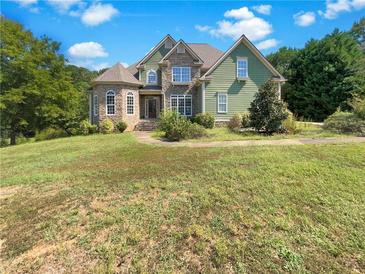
[89,91,92,123]
[277,82,282,100]
[202,82,206,113]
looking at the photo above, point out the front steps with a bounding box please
[135,119,158,131]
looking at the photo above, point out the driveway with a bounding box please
[134,131,365,147]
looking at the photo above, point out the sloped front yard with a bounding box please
[1,133,365,273]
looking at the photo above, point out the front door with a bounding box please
[147,98,157,119]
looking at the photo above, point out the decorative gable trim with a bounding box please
[136,35,176,68]
[159,39,204,65]
[201,34,285,81]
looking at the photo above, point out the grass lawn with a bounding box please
[153,122,348,142]
[1,133,365,273]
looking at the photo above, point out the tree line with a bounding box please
[1,16,364,144]
[267,18,365,121]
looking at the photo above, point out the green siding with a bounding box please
[205,43,274,120]
[140,46,170,86]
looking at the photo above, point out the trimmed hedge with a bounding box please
[323,111,365,136]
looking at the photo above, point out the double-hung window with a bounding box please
[170,95,192,116]
[237,57,248,78]
[106,90,115,115]
[217,93,227,113]
[172,67,191,83]
[126,92,134,115]
[93,95,98,116]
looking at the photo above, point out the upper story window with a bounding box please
[147,70,157,84]
[177,45,185,54]
[165,40,173,49]
[106,90,115,115]
[217,93,227,113]
[237,57,248,78]
[172,67,191,83]
[126,92,134,115]
[93,95,98,116]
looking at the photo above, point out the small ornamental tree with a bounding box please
[249,81,288,134]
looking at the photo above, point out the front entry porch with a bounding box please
[140,94,163,120]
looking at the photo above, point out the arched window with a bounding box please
[126,92,134,115]
[147,70,157,84]
[106,90,115,115]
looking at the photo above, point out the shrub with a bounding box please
[194,113,215,129]
[89,125,98,134]
[249,80,288,134]
[79,120,93,135]
[323,111,365,136]
[35,128,68,141]
[99,119,114,134]
[282,110,297,134]
[159,110,207,141]
[116,121,128,133]
[228,113,242,131]
[350,96,365,120]
[187,123,208,139]
[241,112,250,128]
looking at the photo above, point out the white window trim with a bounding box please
[146,69,157,85]
[106,90,116,116]
[217,93,228,114]
[126,91,134,115]
[237,57,248,79]
[170,94,192,117]
[93,95,98,116]
[172,66,192,83]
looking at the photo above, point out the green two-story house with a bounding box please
[89,34,285,130]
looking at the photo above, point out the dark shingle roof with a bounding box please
[126,42,224,75]
[187,43,224,70]
[93,63,141,85]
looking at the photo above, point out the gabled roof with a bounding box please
[201,34,285,81]
[159,39,204,64]
[136,35,176,68]
[187,43,224,70]
[92,63,142,86]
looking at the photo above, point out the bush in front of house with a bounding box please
[116,121,128,133]
[78,120,98,135]
[99,119,115,134]
[282,110,298,134]
[158,110,207,141]
[241,112,250,128]
[323,111,365,136]
[350,96,365,120]
[249,81,288,134]
[228,113,242,132]
[35,128,68,141]
[194,113,215,129]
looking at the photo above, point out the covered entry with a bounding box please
[140,89,163,119]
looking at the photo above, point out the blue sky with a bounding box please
[2,0,364,71]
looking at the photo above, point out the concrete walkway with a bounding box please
[134,131,365,147]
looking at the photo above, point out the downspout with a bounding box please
[202,81,206,113]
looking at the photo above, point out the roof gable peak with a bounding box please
[159,39,203,64]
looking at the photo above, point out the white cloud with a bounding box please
[252,5,272,15]
[196,6,273,41]
[195,25,211,32]
[12,0,37,7]
[352,0,365,9]
[121,62,129,68]
[293,11,316,26]
[68,42,108,58]
[318,0,363,19]
[81,3,119,26]
[224,6,254,19]
[47,0,82,13]
[255,39,279,50]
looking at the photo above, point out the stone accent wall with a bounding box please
[91,84,140,131]
[161,50,202,115]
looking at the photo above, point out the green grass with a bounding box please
[1,133,365,273]
[153,122,347,142]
